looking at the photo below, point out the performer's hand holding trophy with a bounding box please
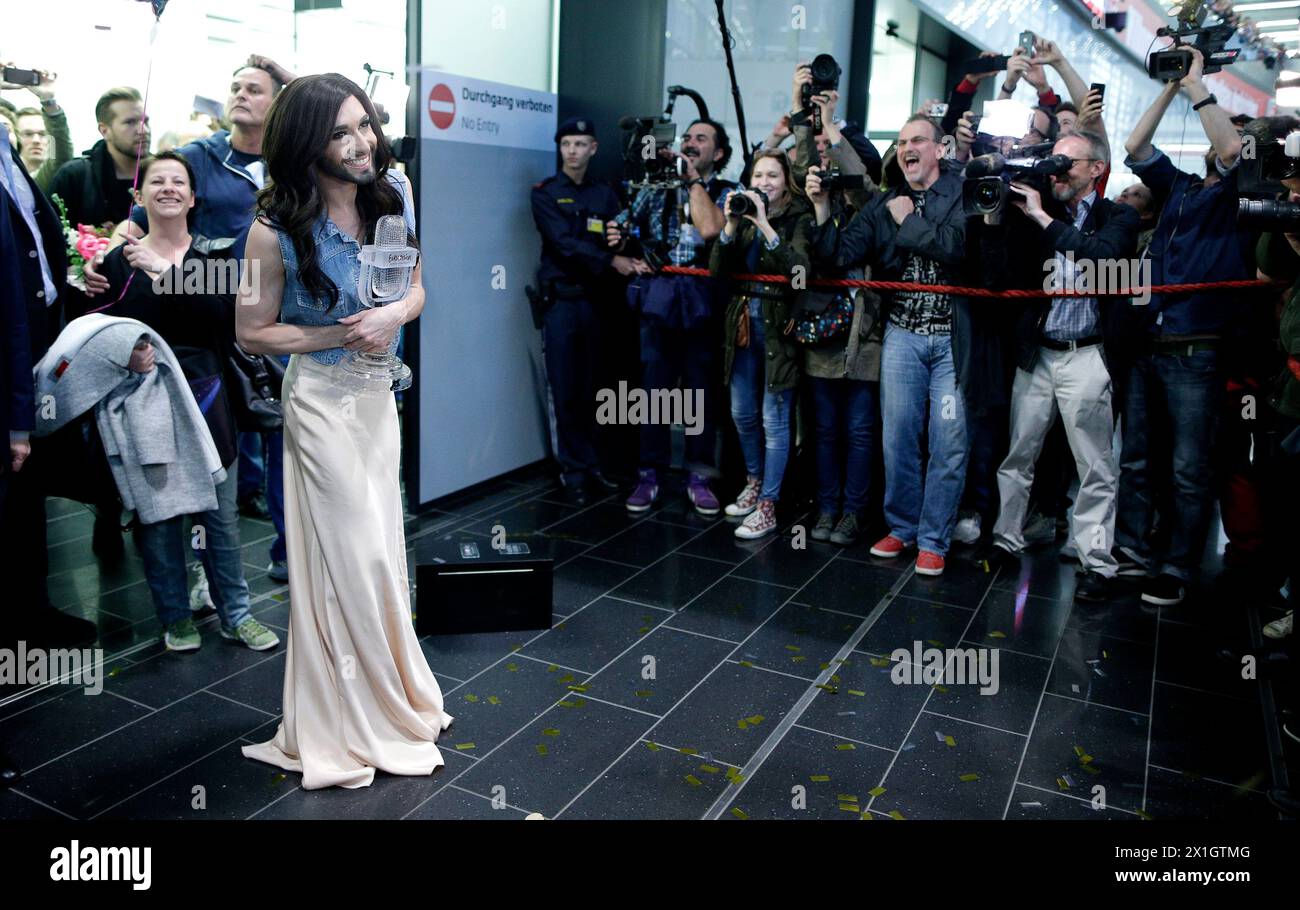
[342,212,418,391]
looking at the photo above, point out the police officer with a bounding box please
[531,117,650,505]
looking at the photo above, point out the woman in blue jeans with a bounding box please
[711,150,813,539]
[102,151,278,652]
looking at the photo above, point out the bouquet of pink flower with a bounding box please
[51,194,112,292]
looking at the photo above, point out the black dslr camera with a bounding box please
[1146,1,1239,81]
[962,151,1073,217]
[818,168,865,195]
[728,189,770,219]
[794,54,841,135]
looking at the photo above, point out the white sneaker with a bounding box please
[189,573,214,612]
[725,476,762,517]
[1263,611,1293,640]
[953,512,981,545]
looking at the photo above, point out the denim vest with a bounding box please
[276,171,416,365]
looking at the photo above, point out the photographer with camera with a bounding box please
[786,61,880,202]
[606,118,736,515]
[1118,45,1251,606]
[710,150,813,539]
[807,114,971,576]
[977,130,1137,600]
[530,117,648,505]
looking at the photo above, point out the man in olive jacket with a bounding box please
[807,113,971,576]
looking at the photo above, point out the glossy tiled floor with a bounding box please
[0,468,1290,820]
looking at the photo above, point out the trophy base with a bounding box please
[339,352,412,392]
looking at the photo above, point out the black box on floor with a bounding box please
[415,537,553,635]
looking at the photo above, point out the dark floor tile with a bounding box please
[586,520,702,567]
[735,603,861,680]
[1005,784,1133,820]
[1155,620,1256,701]
[0,686,152,772]
[405,782,529,820]
[543,503,646,547]
[561,741,734,820]
[584,626,734,716]
[520,597,670,674]
[45,510,95,546]
[1019,693,1149,812]
[1046,629,1154,715]
[610,554,733,611]
[453,698,656,818]
[929,644,1052,735]
[434,481,536,517]
[97,739,300,819]
[964,584,1071,659]
[1065,593,1158,644]
[464,498,581,539]
[722,725,893,820]
[419,628,544,682]
[48,563,147,614]
[664,576,790,643]
[648,662,810,768]
[1142,766,1276,820]
[795,557,906,617]
[252,762,460,820]
[206,652,287,716]
[1149,683,1270,788]
[731,531,837,590]
[646,491,723,529]
[552,556,643,616]
[871,713,1023,820]
[103,639,285,710]
[990,551,1079,602]
[0,788,69,819]
[439,656,594,754]
[678,519,775,564]
[16,691,266,818]
[0,655,135,723]
[856,595,975,658]
[898,555,998,606]
[798,651,931,751]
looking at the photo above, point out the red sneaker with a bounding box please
[915,551,945,576]
[869,535,908,558]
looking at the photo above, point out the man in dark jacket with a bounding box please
[0,125,96,650]
[808,113,970,577]
[0,186,32,789]
[47,86,149,233]
[1117,47,1251,607]
[980,130,1138,600]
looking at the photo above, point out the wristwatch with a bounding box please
[1192,93,1217,112]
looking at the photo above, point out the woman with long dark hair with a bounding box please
[234,74,451,789]
[711,149,813,539]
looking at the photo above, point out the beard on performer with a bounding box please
[316,151,378,186]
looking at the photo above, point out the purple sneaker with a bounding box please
[687,473,720,516]
[625,468,659,512]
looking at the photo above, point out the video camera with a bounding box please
[962,151,1073,217]
[1146,0,1240,81]
[619,84,712,192]
[1238,129,1300,230]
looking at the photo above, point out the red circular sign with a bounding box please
[428,83,456,130]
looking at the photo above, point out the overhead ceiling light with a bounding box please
[1257,18,1300,26]
[1234,1,1300,10]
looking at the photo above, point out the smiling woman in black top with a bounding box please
[101,150,278,654]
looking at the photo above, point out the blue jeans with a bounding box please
[136,466,253,632]
[729,298,794,502]
[236,431,265,500]
[1116,348,1221,580]
[811,376,879,515]
[879,323,968,555]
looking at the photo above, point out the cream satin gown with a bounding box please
[241,354,454,789]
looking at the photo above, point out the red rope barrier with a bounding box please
[659,265,1283,299]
